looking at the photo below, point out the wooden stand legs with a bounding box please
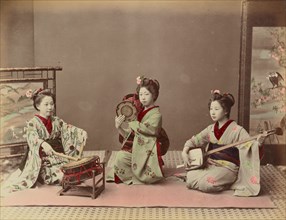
[58,162,105,199]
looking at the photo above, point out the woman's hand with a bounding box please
[182,147,191,167]
[115,115,125,129]
[41,142,54,156]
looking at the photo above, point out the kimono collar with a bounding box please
[36,114,52,134]
[214,119,234,140]
[137,106,159,122]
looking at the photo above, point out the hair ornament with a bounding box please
[26,88,44,99]
[25,89,33,98]
[136,76,145,85]
[211,89,221,94]
[35,88,43,94]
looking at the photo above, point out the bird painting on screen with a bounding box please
[266,71,284,89]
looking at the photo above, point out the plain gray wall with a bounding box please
[1,1,242,151]
[0,0,34,67]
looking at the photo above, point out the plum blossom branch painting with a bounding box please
[250,27,286,144]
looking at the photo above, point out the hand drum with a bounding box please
[116,101,137,122]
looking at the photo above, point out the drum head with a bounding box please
[62,156,97,169]
[116,101,137,122]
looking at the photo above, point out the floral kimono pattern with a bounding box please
[107,107,164,184]
[1,116,87,195]
[185,121,261,196]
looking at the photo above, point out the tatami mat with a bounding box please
[1,201,285,220]
[1,151,285,220]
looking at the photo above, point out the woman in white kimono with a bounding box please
[107,76,169,184]
[1,89,87,195]
[182,90,266,196]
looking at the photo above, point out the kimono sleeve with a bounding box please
[59,118,88,157]
[231,127,261,196]
[184,126,210,150]
[129,112,162,136]
[25,120,45,153]
[236,127,250,147]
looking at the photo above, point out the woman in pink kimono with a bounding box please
[182,90,266,196]
[1,89,87,195]
[107,76,169,184]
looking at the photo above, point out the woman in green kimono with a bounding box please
[1,89,87,195]
[107,76,169,184]
[182,90,266,196]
